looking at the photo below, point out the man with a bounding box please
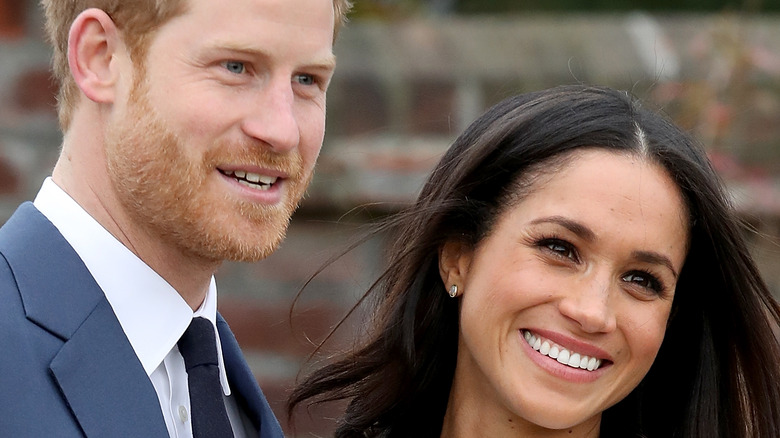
[0,0,350,436]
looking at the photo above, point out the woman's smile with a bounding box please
[522,330,604,372]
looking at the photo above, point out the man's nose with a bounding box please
[241,79,300,153]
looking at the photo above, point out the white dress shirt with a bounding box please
[33,178,251,438]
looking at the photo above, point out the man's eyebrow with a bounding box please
[207,42,336,71]
[308,54,337,71]
[528,216,596,241]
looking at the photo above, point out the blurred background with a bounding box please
[1,0,779,435]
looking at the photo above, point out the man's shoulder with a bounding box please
[0,201,83,276]
[0,202,55,253]
[0,201,104,340]
[0,201,73,301]
[0,203,65,334]
[0,203,39,317]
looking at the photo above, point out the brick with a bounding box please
[220,297,356,435]
[12,68,58,114]
[219,297,350,357]
[409,78,456,135]
[0,150,20,195]
[249,373,343,436]
[0,0,24,39]
[327,76,389,136]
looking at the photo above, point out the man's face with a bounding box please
[104,0,336,263]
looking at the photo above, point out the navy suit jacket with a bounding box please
[0,203,284,437]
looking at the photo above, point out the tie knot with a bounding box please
[178,317,218,371]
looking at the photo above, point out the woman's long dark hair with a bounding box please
[288,85,780,437]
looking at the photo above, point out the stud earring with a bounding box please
[448,284,458,298]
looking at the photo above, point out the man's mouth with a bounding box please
[219,169,279,190]
[523,330,605,371]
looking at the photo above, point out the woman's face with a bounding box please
[441,149,689,436]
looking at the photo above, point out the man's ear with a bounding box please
[438,240,472,292]
[67,8,123,104]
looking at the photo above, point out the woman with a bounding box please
[288,85,780,437]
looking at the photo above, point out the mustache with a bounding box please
[202,139,304,178]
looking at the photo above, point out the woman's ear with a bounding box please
[438,240,472,294]
[67,8,123,104]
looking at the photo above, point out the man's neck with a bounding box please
[51,155,218,311]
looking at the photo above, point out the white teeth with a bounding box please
[224,169,279,188]
[557,349,570,365]
[254,173,278,185]
[245,172,278,185]
[237,180,271,190]
[244,172,278,185]
[522,330,604,372]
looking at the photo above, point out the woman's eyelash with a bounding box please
[534,235,580,262]
[622,270,667,295]
[532,234,669,296]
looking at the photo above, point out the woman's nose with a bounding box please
[558,276,618,334]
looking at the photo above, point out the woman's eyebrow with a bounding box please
[529,216,679,278]
[528,216,596,241]
[631,250,679,279]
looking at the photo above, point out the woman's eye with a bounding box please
[222,61,246,74]
[540,239,578,262]
[622,271,664,294]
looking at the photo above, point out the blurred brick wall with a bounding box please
[0,0,60,213]
[2,3,780,435]
[0,0,24,39]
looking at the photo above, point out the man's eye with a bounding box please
[295,74,315,86]
[222,61,246,74]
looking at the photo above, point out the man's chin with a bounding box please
[210,228,288,263]
[225,245,280,263]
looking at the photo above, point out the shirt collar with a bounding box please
[33,177,232,395]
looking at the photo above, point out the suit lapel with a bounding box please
[0,203,168,437]
[50,299,169,437]
[218,315,284,438]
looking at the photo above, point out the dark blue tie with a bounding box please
[178,317,235,437]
